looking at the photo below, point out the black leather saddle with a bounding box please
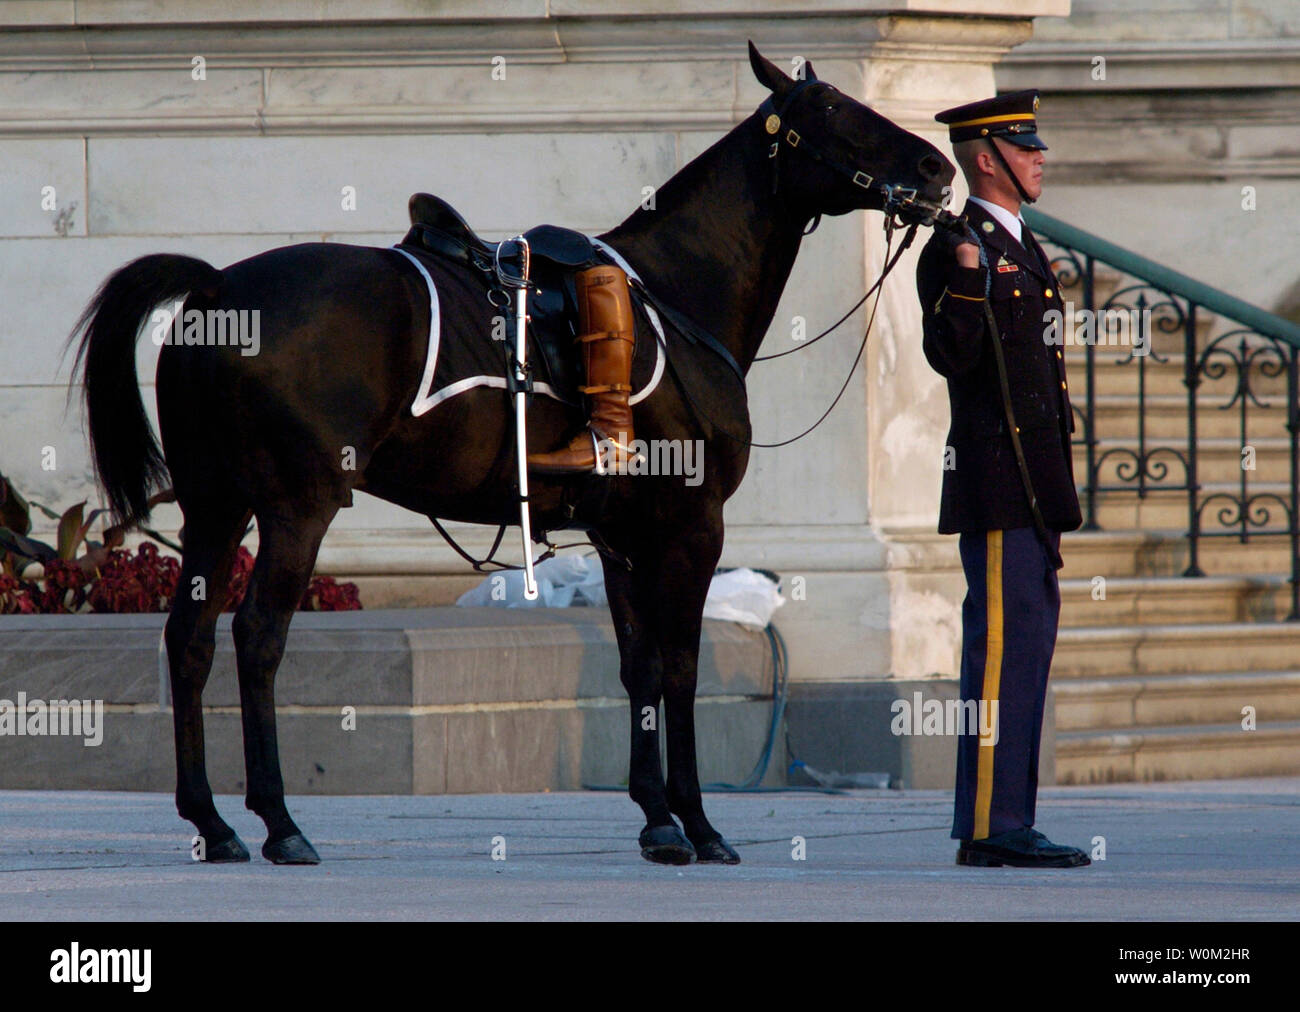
[404,192,602,276]
[399,193,618,405]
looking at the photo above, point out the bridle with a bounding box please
[655,80,963,449]
[758,76,950,235]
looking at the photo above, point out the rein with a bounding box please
[647,83,946,448]
[658,215,918,450]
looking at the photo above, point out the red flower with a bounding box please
[7,541,360,614]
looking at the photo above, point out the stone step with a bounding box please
[1086,393,1287,440]
[1059,574,1292,626]
[1051,264,1132,312]
[1053,671,1300,731]
[348,573,483,608]
[1072,436,1292,487]
[1055,720,1300,784]
[1052,265,1232,351]
[0,609,777,794]
[1083,482,1292,529]
[1053,621,1300,679]
[1063,350,1289,398]
[1060,529,1293,580]
[1054,312,1217,358]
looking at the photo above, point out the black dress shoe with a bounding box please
[956,827,1091,868]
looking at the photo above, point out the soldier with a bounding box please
[917,89,1089,868]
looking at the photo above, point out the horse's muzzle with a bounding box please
[881,184,958,230]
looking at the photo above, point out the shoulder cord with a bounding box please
[968,223,1064,569]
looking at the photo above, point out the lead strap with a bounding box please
[972,230,1063,570]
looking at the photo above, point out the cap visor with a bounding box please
[1004,132,1047,151]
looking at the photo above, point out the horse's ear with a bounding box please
[748,40,792,94]
[802,58,818,82]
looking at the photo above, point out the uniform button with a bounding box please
[1056,350,1062,358]
[1013,289,1021,297]
[1045,288,1053,298]
[1061,381,1068,390]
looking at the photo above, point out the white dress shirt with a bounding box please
[969,195,1024,245]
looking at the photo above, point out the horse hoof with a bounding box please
[262,833,321,865]
[639,824,696,865]
[203,834,251,863]
[695,838,741,865]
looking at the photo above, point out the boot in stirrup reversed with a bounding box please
[527,264,639,475]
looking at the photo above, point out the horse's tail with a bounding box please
[69,253,224,526]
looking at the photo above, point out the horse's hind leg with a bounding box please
[166,500,251,862]
[232,509,338,865]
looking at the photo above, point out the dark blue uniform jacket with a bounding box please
[916,200,1083,534]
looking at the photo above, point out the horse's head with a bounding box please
[748,42,955,227]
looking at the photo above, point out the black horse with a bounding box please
[71,44,953,865]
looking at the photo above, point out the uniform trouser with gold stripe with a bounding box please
[952,525,1062,841]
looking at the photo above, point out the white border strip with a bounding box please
[395,246,444,418]
[400,237,666,418]
[591,237,665,406]
[416,374,563,413]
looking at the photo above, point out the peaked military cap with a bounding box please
[935,89,1047,150]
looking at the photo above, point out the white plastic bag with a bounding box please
[454,554,607,608]
[456,559,784,628]
[701,567,785,628]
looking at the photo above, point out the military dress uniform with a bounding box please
[916,90,1087,867]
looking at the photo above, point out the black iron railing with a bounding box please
[1025,207,1300,620]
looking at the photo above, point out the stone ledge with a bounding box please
[0,1,1067,31]
[0,607,780,794]
[785,678,1057,789]
[1002,40,1300,92]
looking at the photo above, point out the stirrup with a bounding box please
[593,431,644,475]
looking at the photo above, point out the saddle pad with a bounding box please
[395,238,665,418]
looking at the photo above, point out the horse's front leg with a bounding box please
[600,546,695,864]
[657,517,741,864]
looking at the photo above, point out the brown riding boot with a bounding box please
[528,265,638,474]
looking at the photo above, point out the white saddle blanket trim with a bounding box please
[395,247,444,418]
[401,237,665,419]
[590,238,665,406]
[415,375,563,413]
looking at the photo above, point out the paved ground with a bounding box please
[0,778,1296,920]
